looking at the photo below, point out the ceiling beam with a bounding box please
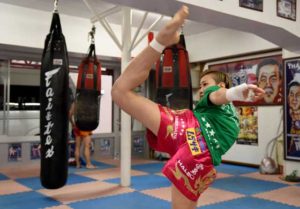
[102,0,300,52]
[90,5,122,24]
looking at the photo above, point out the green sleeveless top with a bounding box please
[193,86,240,166]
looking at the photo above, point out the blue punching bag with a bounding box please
[40,10,69,189]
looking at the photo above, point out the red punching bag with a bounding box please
[75,27,101,131]
[155,32,192,110]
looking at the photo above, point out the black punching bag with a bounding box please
[40,11,69,189]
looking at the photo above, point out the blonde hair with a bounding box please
[200,69,232,88]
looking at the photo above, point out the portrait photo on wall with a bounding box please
[30,142,41,160]
[277,0,296,21]
[235,106,258,145]
[209,54,283,106]
[284,57,300,161]
[8,143,22,162]
[239,0,263,11]
[133,135,145,154]
[99,138,112,156]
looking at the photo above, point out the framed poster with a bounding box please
[99,138,112,156]
[277,0,296,21]
[30,142,41,160]
[236,106,258,145]
[8,143,22,162]
[239,0,263,11]
[284,57,300,161]
[133,135,145,154]
[209,54,283,106]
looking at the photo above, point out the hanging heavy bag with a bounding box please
[156,33,193,110]
[75,43,101,131]
[40,12,69,189]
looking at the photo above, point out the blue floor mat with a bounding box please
[16,173,96,190]
[68,161,115,173]
[0,173,9,181]
[1,161,299,209]
[16,177,43,190]
[198,196,300,209]
[216,163,258,175]
[69,191,170,209]
[0,191,60,209]
[131,162,164,174]
[212,176,287,195]
[105,174,170,191]
[66,173,97,185]
[92,161,115,169]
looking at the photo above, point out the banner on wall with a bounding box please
[284,57,300,161]
[235,106,258,145]
[209,54,283,106]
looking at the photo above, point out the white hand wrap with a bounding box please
[226,83,254,102]
[149,38,165,53]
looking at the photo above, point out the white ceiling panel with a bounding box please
[0,0,217,35]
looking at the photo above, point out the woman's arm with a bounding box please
[209,84,265,105]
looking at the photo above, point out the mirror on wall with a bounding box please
[0,60,41,137]
[8,66,40,136]
[0,58,116,137]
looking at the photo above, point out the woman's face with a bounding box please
[198,74,217,98]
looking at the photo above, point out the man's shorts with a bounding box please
[73,127,92,138]
[146,105,216,201]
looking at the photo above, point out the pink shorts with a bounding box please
[147,105,216,201]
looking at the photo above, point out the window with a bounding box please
[9,85,40,110]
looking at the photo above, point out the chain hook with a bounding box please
[53,0,59,13]
[88,25,96,44]
[180,24,184,34]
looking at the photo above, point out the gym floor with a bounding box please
[0,157,299,209]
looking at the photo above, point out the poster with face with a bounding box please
[209,55,283,106]
[235,106,258,145]
[239,0,263,11]
[284,57,300,161]
[277,0,296,21]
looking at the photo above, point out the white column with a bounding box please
[120,7,132,187]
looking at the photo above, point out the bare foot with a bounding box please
[86,164,97,169]
[156,5,189,47]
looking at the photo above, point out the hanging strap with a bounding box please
[49,12,62,35]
